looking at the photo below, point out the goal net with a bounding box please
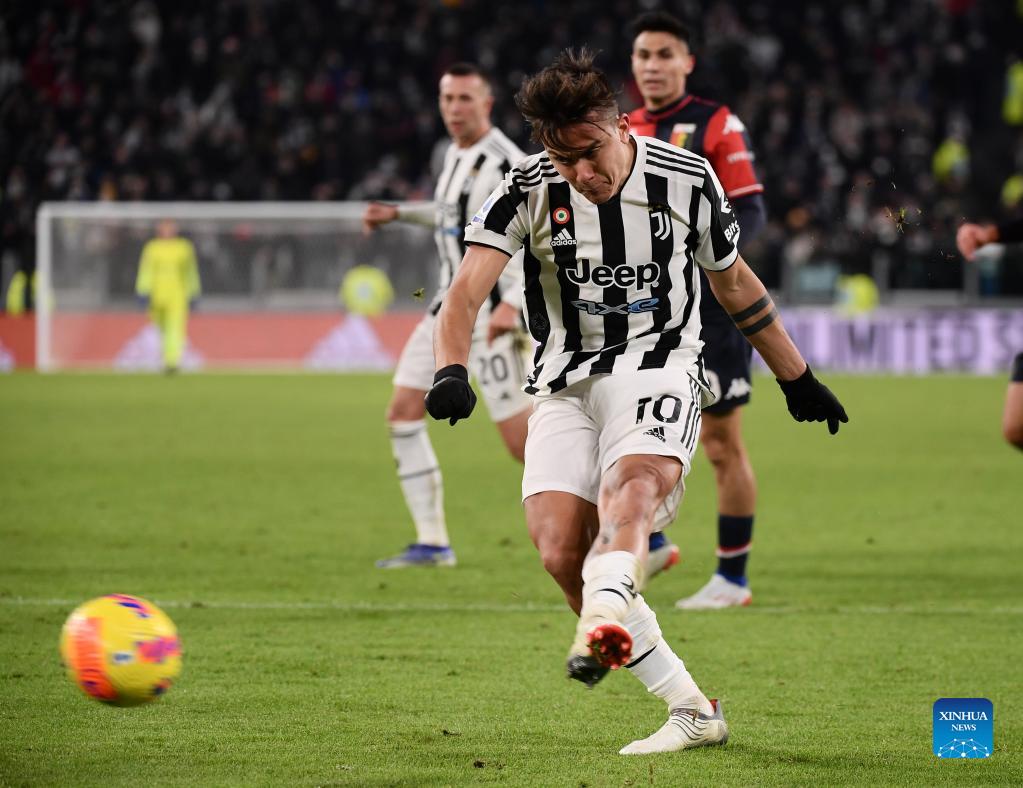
[35,202,436,371]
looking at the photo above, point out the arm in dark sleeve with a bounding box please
[996,217,1023,243]
[732,192,767,250]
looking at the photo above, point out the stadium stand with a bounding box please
[2,0,1022,297]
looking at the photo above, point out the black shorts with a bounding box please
[699,278,753,415]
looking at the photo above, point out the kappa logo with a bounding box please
[724,377,752,400]
[643,426,666,443]
[550,227,577,247]
[722,113,747,135]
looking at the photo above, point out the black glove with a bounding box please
[425,364,477,425]
[777,365,848,435]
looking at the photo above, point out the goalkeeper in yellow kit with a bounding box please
[135,220,201,373]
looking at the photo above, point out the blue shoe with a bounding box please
[375,543,457,569]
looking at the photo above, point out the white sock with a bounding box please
[580,550,643,623]
[624,596,712,715]
[389,420,448,546]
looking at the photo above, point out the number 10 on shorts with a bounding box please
[636,395,684,424]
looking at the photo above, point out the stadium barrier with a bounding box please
[3,307,1021,374]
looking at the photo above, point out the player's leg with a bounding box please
[524,491,597,614]
[493,408,529,463]
[377,317,452,568]
[1003,352,1023,450]
[591,370,728,753]
[567,453,681,679]
[161,303,187,372]
[520,386,602,634]
[470,330,532,464]
[619,594,728,754]
[677,327,757,610]
[569,371,702,680]
[675,407,756,609]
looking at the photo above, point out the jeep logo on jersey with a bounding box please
[565,259,661,288]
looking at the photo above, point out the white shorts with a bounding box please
[393,313,533,423]
[521,369,704,529]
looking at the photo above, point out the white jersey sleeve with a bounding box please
[397,202,438,227]
[695,162,741,272]
[463,165,531,258]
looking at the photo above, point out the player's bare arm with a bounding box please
[706,255,849,434]
[486,300,520,345]
[704,255,804,380]
[361,201,398,235]
[427,244,511,424]
[435,244,511,368]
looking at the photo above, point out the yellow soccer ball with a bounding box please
[340,265,394,316]
[59,594,182,706]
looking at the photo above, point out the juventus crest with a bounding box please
[649,203,672,241]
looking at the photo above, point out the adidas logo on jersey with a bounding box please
[642,426,666,443]
[550,228,577,247]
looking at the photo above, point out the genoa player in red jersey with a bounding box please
[628,11,768,609]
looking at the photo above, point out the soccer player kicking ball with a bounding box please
[426,50,848,754]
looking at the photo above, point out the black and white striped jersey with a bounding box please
[464,135,740,398]
[417,127,525,317]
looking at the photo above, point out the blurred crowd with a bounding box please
[3,0,1023,297]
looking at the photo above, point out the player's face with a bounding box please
[157,220,178,238]
[631,31,694,109]
[545,114,636,205]
[438,74,493,148]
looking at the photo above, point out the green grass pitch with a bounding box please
[0,372,1020,785]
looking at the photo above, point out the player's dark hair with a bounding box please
[628,11,693,47]
[514,49,619,150]
[443,62,492,90]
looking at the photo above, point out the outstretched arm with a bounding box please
[361,201,436,235]
[705,255,803,379]
[706,255,848,434]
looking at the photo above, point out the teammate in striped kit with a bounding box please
[628,11,768,608]
[362,63,532,569]
[425,50,847,754]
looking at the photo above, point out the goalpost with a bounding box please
[35,202,436,372]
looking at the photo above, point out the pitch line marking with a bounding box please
[2,597,1022,616]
